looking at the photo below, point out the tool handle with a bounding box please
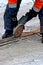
[18,15,28,25]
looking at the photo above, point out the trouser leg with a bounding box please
[20,8,38,25]
[4,0,22,30]
[4,5,12,30]
[38,7,43,33]
[17,0,22,13]
[38,7,43,43]
[4,4,17,30]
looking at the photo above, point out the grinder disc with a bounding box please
[14,24,24,37]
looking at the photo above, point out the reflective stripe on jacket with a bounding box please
[8,0,17,8]
[33,0,43,12]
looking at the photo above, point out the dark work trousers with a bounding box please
[38,7,43,33]
[4,0,22,30]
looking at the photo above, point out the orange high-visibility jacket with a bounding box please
[8,0,17,4]
[33,0,43,12]
[8,0,17,8]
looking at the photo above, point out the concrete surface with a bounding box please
[0,34,43,65]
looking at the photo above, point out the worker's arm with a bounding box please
[25,8,38,21]
[18,8,38,25]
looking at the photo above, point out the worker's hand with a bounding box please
[11,15,17,21]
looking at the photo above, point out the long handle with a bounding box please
[18,15,28,25]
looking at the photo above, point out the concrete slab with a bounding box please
[0,34,43,65]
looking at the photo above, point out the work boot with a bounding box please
[2,30,13,39]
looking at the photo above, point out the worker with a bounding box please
[24,0,43,43]
[2,0,22,39]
